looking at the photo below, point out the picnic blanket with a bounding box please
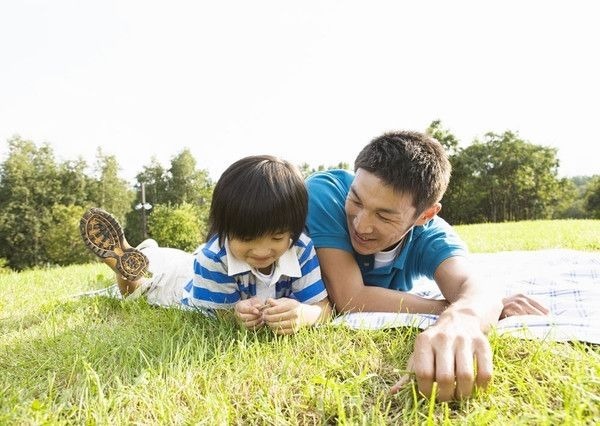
[332,249,600,344]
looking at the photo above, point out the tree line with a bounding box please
[1,122,598,270]
[0,136,212,271]
[426,121,599,224]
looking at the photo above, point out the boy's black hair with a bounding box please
[354,131,451,215]
[207,155,308,246]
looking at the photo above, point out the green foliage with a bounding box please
[0,258,11,274]
[299,161,350,179]
[88,148,135,223]
[147,203,205,251]
[0,137,60,268]
[58,158,93,205]
[552,178,584,219]
[569,175,596,218]
[0,137,134,269]
[43,204,96,266]
[134,156,169,206]
[438,128,568,224]
[426,119,460,156]
[164,148,212,206]
[584,176,600,219]
[126,149,213,246]
[0,138,216,269]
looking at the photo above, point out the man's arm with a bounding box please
[319,246,503,401]
[391,256,503,401]
[317,247,449,314]
[434,256,502,329]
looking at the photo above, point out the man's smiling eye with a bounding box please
[349,196,362,206]
[377,213,392,222]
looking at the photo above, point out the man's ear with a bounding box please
[414,203,441,226]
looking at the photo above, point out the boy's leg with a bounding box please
[137,245,195,307]
[80,208,149,296]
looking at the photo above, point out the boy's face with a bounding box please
[345,168,423,255]
[228,232,292,273]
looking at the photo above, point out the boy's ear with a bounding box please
[414,203,441,226]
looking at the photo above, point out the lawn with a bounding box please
[1,220,599,424]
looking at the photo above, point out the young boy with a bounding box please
[81,155,331,334]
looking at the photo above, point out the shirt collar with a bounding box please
[391,226,414,269]
[355,227,416,273]
[225,238,302,279]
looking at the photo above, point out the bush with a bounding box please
[0,258,11,274]
[147,203,206,251]
[43,204,96,266]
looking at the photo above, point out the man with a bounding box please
[305,130,545,401]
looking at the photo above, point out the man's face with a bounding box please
[345,168,421,255]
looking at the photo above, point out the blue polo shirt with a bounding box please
[305,169,467,291]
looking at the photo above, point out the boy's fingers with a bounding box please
[263,310,295,324]
[243,317,264,328]
[237,312,261,322]
[235,300,260,315]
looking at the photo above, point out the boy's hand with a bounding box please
[261,297,327,334]
[501,293,550,318]
[234,297,265,330]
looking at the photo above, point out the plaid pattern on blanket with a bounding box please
[332,249,600,344]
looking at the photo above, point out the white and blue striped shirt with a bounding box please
[183,232,327,309]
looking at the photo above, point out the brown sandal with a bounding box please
[80,208,149,281]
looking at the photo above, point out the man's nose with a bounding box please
[353,210,373,234]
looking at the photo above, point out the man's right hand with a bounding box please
[390,309,493,401]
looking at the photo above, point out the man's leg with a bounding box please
[80,208,149,296]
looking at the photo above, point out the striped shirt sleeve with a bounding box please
[187,244,240,309]
[290,234,328,304]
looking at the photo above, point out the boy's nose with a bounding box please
[252,248,271,257]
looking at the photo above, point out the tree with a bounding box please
[298,162,350,179]
[584,176,600,219]
[553,178,583,219]
[0,137,62,268]
[58,158,93,206]
[164,149,212,206]
[125,150,213,246]
[426,119,460,156]
[424,121,481,224]
[0,137,151,268]
[88,148,135,224]
[438,129,566,224]
[134,156,169,206]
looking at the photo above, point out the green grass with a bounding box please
[1,220,599,424]
[455,219,600,253]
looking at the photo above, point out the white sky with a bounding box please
[1,1,598,184]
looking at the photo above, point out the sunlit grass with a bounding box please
[455,219,600,253]
[1,220,599,424]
